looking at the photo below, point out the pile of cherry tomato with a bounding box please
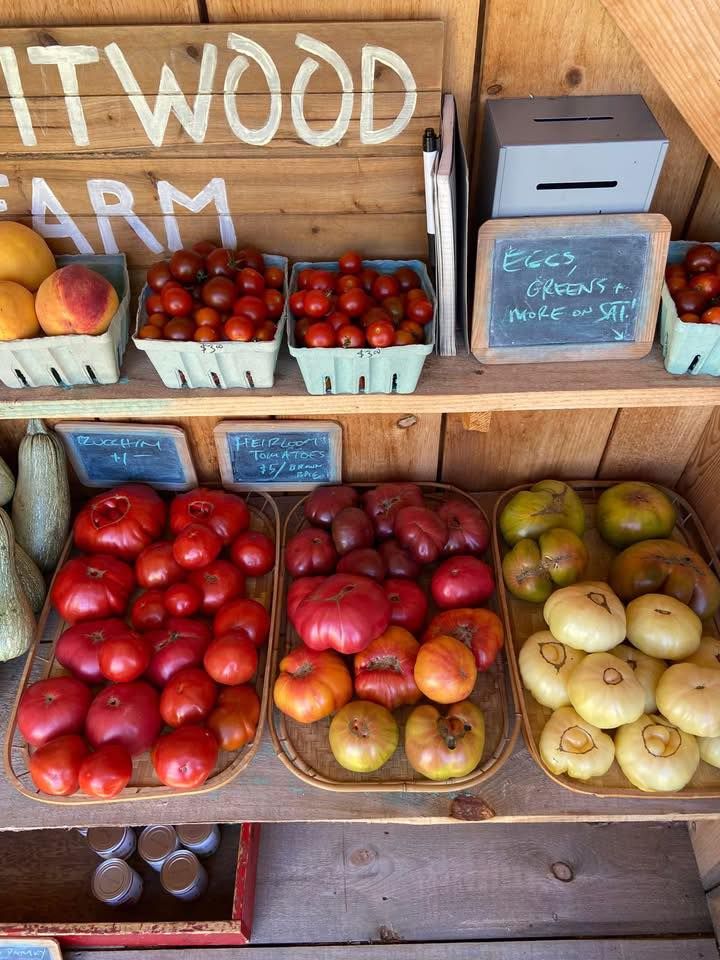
[273,483,505,781]
[290,252,434,348]
[17,483,275,799]
[666,243,720,325]
[138,242,285,344]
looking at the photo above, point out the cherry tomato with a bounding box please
[359,267,379,293]
[236,246,265,273]
[394,330,415,345]
[305,321,336,347]
[164,582,203,617]
[666,263,687,279]
[202,275,236,312]
[195,306,221,328]
[173,522,224,569]
[406,288,425,302]
[29,734,88,797]
[690,272,720,298]
[188,559,245,614]
[163,318,195,341]
[297,269,314,290]
[236,267,265,296]
[362,306,392,328]
[233,295,268,324]
[204,630,258,685]
[263,288,284,319]
[394,266,421,291]
[254,320,277,341]
[147,261,172,292]
[338,250,363,274]
[230,530,275,576]
[372,274,400,300]
[194,326,219,342]
[289,291,306,315]
[192,239,216,257]
[206,247,239,278]
[366,320,395,347]
[152,725,218,789]
[146,292,164,314]
[78,744,133,799]
[308,270,336,292]
[674,288,708,314]
[294,317,311,344]
[160,666,217,727]
[407,297,434,325]
[161,285,193,317]
[170,249,205,284]
[338,289,370,317]
[146,312,167,328]
[224,316,256,342]
[338,324,366,348]
[400,318,425,341]
[336,274,361,294]
[382,296,405,324]
[99,629,151,683]
[130,589,166,631]
[264,266,284,289]
[139,324,163,340]
[680,312,701,323]
[666,274,688,295]
[686,244,720,274]
[304,290,332,318]
[214,597,270,646]
[702,307,720,325]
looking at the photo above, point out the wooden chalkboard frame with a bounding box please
[471,213,671,363]
[55,422,197,491]
[214,421,342,492]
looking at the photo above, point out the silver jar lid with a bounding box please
[138,825,178,863]
[87,826,129,857]
[161,849,203,896]
[92,859,135,905]
[176,824,217,846]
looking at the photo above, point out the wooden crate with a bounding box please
[0,822,258,947]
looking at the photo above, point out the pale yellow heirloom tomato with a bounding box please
[518,631,585,710]
[567,651,645,729]
[683,636,720,670]
[655,663,720,737]
[625,594,701,661]
[539,706,614,780]
[543,581,626,653]
[615,714,699,792]
[698,735,720,769]
[611,643,666,713]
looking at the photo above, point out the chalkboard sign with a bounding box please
[55,423,197,490]
[471,213,670,364]
[214,421,342,491]
[0,940,61,960]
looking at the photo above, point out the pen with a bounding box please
[423,126,438,284]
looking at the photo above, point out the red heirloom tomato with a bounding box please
[393,331,415,345]
[55,618,128,683]
[163,582,203,618]
[291,574,391,654]
[336,275,361,294]
[423,608,504,672]
[331,507,374,555]
[414,635,477,704]
[431,556,495,609]
[51,554,135,624]
[152,725,218,789]
[208,685,260,750]
[194,326,219,343]
[285,527,337,576]
[160,666,217,727]
[18,676,92,747]
[358,267,377,292]
[203,630,258,685]
[213,598,270,647]
[74,484,166,560]
[363,482,424,539]
[354,627,422,711]
[378,539,421,579]
[273,645,352,723]
[98,627,151,683]
[188,560,245,614]
[130,589,166,631]
[404,700,485,780]
[254,319,277,341]
[304,485,358,526]
[135,541,184,590]
[339,250,363,274]
[337,547,386,581]
[79,744,133,799]
[383,578,428,633]
[170,488,250,544]
[230,530,275,576]
[173,522,224,569]
[139,323,163,340]
[86,681,162,756]
[382,296,405,325]
[394,506,448,565]
[287,577,324,621]
[29,734,88,797]
[145,618,212,687]
[329,700,398,772]
[437,499,490,555]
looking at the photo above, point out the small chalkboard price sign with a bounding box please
[214,421,342,492]
[471,213,670,363]
[55,422,197,490]
[0,940,61,960]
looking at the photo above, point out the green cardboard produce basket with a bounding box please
[660,241,720,376]
[287,259,435,395]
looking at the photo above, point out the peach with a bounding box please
[0,280,41,340]
[36,265,119,337]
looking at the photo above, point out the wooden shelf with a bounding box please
[1,343,720,419]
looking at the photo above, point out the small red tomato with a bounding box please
[146,312,167,328]
[147,261,172,292]
[79,744,133,799]
[338,251,363,274]
[326,310,351,332]
[372,274,400,300]
[304,290,332,318]
[294,317,311,344]
[139,324,163,340]
[202,275,236,312]
[160,667,217,727]
[338,324,366,348]
[173,522,224,569]
[224,316,255,341]
[400,318,425,341]
[686,244,720,274]
[674,288,709,314]
[194,326,219,342]
[193,239,216,256]
[254,320,277,341]
[394,266,421,291]
[236,246,265,272]
[99,629,151,683]
[164,582,203,618]
[382,296,405,324]
[161,285,193,317]
[204,630,258,685]
[336,274,361,294]
[195,306,221,328]
[366,320,395,347]
[188,559,245,614]
[146,292,164,314]
[406,288,425,302]
[363,306,392,328]
[263,288,284,319]
[394,330,415,345]
[230,530,276,576]
[702,307,720,325]
[233,295,268,324]
[136,541,184,590]
[666,274,688,295]
[680,312,701,323]
[407,297,433,325]
[163,318,195,341]
[305,321,336,347]
[308,270,336,292]
[297,268,314,290]
[289,291,306,315]
[359,267,379,293]
[130,589,166,631]
[236,267,265,296]
[264,266,284,289]
[169,249,204,284]
[338,288,370,317]
[690,272,720,298]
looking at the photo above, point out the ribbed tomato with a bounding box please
[285,528,337,577]
[405,700,485,780]
[378,540,420,579]
[287,577,324,621]
[73,484,166,560]
[160,667,217,727]
[394,506,448,564]
[363,483,424,539]
[337,548,386,581]
[170,487,249,544]
[51,554,135,624]
[423,608,504,672]
[437,499,490,555]
[331,507,374,555]
[290,574,391,654]
[303,485,358,526]
[145,618,212,687]
[208,685,260,750]
[273,645,352,723]
[55,618,130,683]
[354,627,422,711]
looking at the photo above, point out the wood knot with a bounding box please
[186,44,201,61]
[450,795,495,821]
[396,415,417,429]
[349,846,376,867]
[565,67,583,87]
[551,861,575,882]
[486,83,503,96]
[38,31,59,45]
[379,925,403,943]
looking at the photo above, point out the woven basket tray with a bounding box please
[3,491,280,805]
[270,482,520,793]
[493,479,720,799]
